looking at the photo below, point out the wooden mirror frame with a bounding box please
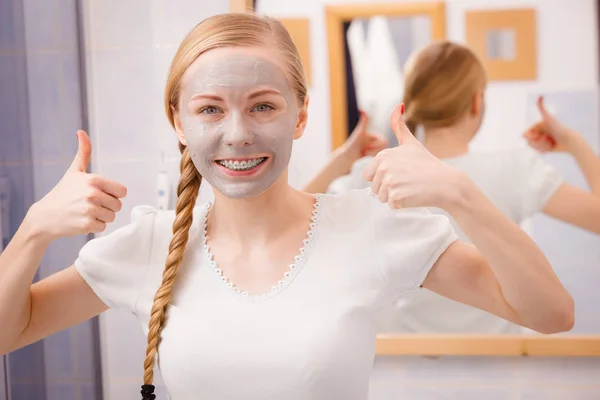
[325,2,600,357]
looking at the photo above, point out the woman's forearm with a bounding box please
[302,150,353,194]
[0,209,50,353]
[447,180,574,333]
[567,134,600,197]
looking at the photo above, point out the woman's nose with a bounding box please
[223,112,254,147]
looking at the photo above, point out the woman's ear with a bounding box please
[294,95,310,140]
[173,108,187,146]
[471,89,484,117]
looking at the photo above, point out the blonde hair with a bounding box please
[402,40,487,133]
[140,12,308,399]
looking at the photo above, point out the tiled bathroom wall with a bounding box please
[1,0,101,399]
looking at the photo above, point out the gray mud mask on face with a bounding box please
[179,53,298,199]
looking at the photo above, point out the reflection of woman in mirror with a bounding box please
[0,17,575,399]
[305,41,600,334]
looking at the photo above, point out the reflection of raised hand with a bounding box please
[523,96,600,236]
[363,104,465,210]
[27,130,128,241]
[302,111,388,194]
[340,110,388,164]
[523,96,581,153]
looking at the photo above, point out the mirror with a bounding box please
[344,14,431,149]
[326,2,600,354]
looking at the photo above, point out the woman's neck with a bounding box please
[208,175,314,244]
[423,125,472,159]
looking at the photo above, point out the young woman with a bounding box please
[306,40,600,335]
[0,15,573,400]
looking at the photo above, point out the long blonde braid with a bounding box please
[141,144,201,399]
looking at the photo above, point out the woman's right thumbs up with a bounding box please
[26,130,128,242]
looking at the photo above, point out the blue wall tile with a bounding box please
[32,162,67,204]
[46,383,76,400]
[60,51,83,158]
[0,54,31,162]
[0,0,24,51]
[3,164,35,237]
[8,341,45,382]
[80,383,99,400]
[10,383,46,400]
[22,0,58,51]
[43,330,74,381]
[57,0,78,51]
[27,52,63,161]
[74,320,98,381]
[40,234,87,277]
[0,54,21,161]
[0,0,16,50]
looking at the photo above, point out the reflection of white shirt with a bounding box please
[75,188,457,399]
[328,149,563,334]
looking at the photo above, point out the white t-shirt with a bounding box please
[74,188,457,400]
[329,148,563,334]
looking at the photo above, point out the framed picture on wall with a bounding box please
[465,8,537,81]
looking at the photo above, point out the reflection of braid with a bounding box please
[141,144,201,400]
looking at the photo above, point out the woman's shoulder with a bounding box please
[319,189,456,296]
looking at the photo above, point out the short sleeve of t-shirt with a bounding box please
[514,149,563,219]
[74,205,157,312]
[367,192,458,298]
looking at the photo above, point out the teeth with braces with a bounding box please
[218,157,266,171]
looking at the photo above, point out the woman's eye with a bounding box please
[199,106,221,115]
[253,103,274,113]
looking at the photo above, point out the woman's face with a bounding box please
[174,46,306,199]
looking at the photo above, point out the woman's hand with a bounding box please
[337,111,388,171]
[363,104,468,211]
[25,131,127,242]
[524,96,582,153]
[302,113,387,194]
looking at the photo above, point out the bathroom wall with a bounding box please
[0,0,101,398]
